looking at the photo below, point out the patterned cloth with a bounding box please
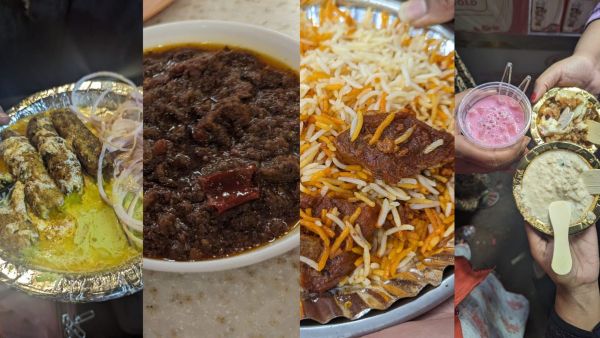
[455,52,477,93]
[455,244,530,338]
[458,272,529,338]
[588,3,600,26]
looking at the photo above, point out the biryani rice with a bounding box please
[300,1,454,288]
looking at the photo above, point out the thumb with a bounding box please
[532,63,562,102]
[494,136,530,166]
[399,0,454,28]
[525,223,550,264]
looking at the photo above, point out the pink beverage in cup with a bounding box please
[458,82,532,149]
[465,94,526,147]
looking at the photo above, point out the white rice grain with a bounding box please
[377,198,391,226]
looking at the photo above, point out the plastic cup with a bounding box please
[458,82,532,149]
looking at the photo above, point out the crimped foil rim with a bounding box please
[531,87,600,153]
[300,0,454,325]
[0,81,143,302]
[513,141,600,236]
[301,247,454,324]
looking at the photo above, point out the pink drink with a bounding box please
[464,94,526,147]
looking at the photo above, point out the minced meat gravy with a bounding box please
[143,45,299,260]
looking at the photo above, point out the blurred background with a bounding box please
[456,0,592,87]
[0,1,142,337]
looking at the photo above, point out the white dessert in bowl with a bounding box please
[514,142,599,235]
[521,150,594,225]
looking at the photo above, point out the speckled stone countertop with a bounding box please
[144,252,299,338]
[145,0,299,38]
[143,1,300,337]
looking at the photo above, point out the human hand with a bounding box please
[531,54,600,102]
[0,106,9,125]
[398,0,454,28]
[525,224,600,331]
[525,224,598,290]
[455,90,531,174]
[363,299,453,338]
[532,20,600,102]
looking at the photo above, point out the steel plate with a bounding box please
[300,0,454,334]
[301,273,453,338]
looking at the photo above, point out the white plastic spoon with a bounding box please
[585,119,600,145]
[548,201,572,275]
[581,169,600,194]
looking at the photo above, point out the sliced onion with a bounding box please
[71,71,143,249]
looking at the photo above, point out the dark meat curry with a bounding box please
[143,45,299,261]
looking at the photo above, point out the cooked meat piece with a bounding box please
[335,112,454,184]
[300,234,358,293]
[300,233,322,261]
[301,194,380,241]
[258,154,299,183]
[0,181,39,250]
[300,193,408,293]
[50,109,109,177]
[27,115,84,194]
[300,194,315,210]
[0,134,64,219]
[301,252,357,293]
[0,172,13,192]
[1,129,20,140]
[27,115,55,147]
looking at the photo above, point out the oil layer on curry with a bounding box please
[143,44,300,261]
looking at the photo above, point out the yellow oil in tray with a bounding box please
[22,177,139,272]
[1,116,139,273]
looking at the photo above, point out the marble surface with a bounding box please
[145,0,299,38]
[143,1,300,337]
[144,250,299,338]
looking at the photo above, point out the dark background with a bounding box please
[456,32,578,96]
[0,0,142,337]
[0,0,142,109]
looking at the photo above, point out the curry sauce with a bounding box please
[143,44,299,260]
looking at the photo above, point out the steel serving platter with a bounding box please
[302,274,454,338]
[300,0,455,335]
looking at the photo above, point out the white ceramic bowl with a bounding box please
[143,20,300,272]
